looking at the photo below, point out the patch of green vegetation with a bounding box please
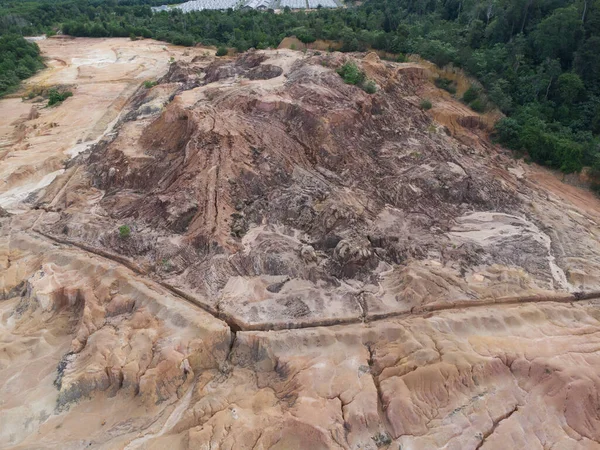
[143,80,157,88]
[435,77,456,94]
[461,85,487,112]
[362,79,377,94]
[47,88,72,106]
[292,26,316,44]
[0,34,44,97]
[462,86,479,104]
[493,111,588,173]
[337,61,365,85]
[118,225,131,239]
[420,99,432,110]
[337,61,377,94]
[216,46,228,57]
[469,97,485,113]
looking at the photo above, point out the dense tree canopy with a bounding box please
[0,34,44,96]
[1,0,600,176]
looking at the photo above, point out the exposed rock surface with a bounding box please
[1,39,600,449]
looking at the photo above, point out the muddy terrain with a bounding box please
[2,37,600,449]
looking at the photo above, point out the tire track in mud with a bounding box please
[30,229,600,333]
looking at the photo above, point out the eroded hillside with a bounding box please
[2,37,600,450]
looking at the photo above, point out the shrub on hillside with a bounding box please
[337,62,377,94]
[47,89,72,106]
[362,79,377,94]
[118,225,131,238]
[462,86,479,104]
[337,61,365,86]
[420,99,433,110]
[435,77,457,94]
[469,98,485,113]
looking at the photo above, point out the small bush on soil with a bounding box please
[337,62,377,94]
[362,79,377,94]
[462,85,479,104]
[469,98,486,112]
[435,77,457,94]
[47,89,72,106]
[337,61,365,86]
[118,225,131,238]
[420,99,433,110]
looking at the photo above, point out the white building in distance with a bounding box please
[152,0,340,13]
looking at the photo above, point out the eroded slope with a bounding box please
[31,48,600,328]
[1,40,600,450]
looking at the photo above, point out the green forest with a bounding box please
[0,34,44,96]
[1,0,599,177]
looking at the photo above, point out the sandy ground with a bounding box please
[526,163,600,219]
[0,37,204,213]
